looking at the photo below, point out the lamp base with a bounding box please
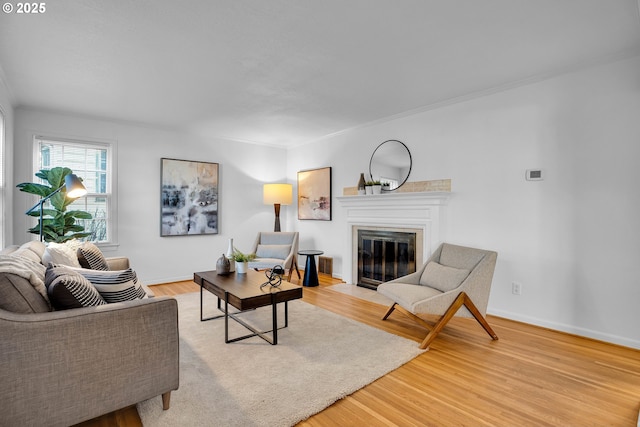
[273,203,281,232]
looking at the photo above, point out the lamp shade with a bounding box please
[65,174,88,199]
[263,184,292,205]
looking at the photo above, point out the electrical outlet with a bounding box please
[512,282,522,295]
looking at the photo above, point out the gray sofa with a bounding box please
[0,241,179,426]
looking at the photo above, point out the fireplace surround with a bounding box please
[336,191,450,285]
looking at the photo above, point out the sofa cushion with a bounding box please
[419,261,470,292]
[255,244,291,260]
[45,265,107,310]
[43,242,82,268]
[77,242,109,270]
[0,274,51,313]
[73,267,147,303]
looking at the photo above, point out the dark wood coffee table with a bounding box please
[193,269,303,345]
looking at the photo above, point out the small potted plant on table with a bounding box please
[231,249,255,274]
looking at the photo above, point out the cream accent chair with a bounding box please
[248,232,301,282]
[378,243,499,350]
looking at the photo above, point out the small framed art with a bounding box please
[297,167,331,221]
[160,158,219,236]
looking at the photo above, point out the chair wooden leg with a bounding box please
[382,292,498,350]
[419,292,498,349]
[287,257,301,282]
[382,303,397,320]
[419,293,467,349]
[391,304,435,332]
[162,391,171,410]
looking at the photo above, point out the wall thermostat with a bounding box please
[526,169,544,181]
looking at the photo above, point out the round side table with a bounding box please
[298,250,323,287]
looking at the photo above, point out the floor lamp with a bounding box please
[25,174,88,242]
[263,183,292,232]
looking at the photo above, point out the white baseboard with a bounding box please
[488,308,640,350]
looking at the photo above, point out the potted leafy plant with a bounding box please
[231,248,255,274]
[17,167,93,243]
[365,181,374,195]
[371,180,382,194]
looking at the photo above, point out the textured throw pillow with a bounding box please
[43,242,82,268]
[255,244,291,260]
[419,261,470,293]
[77,242,109,270]
[45,265,107,310]
[74,267,147,303]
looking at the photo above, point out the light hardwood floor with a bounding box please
[77,274,640,427]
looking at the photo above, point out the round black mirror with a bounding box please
[369,140,412,191]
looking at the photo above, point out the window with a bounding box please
[35,137,117,245]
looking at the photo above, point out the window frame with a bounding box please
[32,135,118,249]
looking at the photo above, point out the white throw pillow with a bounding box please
[419,261,470,293]
[255,244,291,260]
[42,242,82,268]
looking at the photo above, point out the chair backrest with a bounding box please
[250,232,299,269]
[430,243,497,315]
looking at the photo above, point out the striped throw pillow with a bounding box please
[75,268,147,303]
[77,242,110,270]
[45,265,107,310]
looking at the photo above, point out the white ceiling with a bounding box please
[1,0,639,147]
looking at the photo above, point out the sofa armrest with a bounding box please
[106,256,130,270]
[0,297,179,426]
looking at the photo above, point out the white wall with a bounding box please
[0,74,13,247]
[287,55,640,349]
[12,109,288,283]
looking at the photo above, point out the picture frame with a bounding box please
[297,167,332,221]
[160,158,219,236]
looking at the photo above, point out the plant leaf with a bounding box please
[66,210,93,219]
[16,182,51,197]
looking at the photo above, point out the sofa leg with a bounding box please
[162,391,171,410]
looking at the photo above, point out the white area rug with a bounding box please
[327,283,394,306]
[137,291,423,427]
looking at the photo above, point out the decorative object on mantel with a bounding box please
[357,172,366,195]
[369,139,412,192]
[342,179,452,196]
[298,167,332,221]
[365,181,373,195]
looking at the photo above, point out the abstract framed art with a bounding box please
[297,167,332,221]
[160,158,219,236]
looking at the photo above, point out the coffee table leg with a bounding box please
[284,301,289,327]
[271,294,278,345]
[224,291,230,343]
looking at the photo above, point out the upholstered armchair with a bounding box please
[378,243,498,349]
[248,231,301,281]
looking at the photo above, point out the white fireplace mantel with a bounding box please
[336,192,451,284]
